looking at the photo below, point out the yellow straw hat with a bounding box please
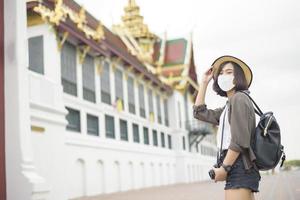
[212,55,253,87]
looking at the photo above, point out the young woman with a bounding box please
[193,56,261,200]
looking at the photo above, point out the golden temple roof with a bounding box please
[122,0,156,39]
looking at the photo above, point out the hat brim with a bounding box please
[212,55,253,88]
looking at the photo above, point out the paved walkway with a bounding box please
[76,170,300,200]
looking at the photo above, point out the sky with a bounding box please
[76,0,300,160]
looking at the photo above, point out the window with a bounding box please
[178,101,182,128]
[133,123,139,143]
[156,95,162,124]
[28,36,44,74]
[82,55,95,102]
[66,107,80,132]
[120,119,128,141]
[87,114,99,136]
[152,130,158,146]
[127,77,135,114]
[164,99,169,126]
[168,135,172,149]
[138,84,145,118]
[101,61,111,104]
[148,89,154,114]
[143,127,149,145]
[161,132,165,148]
[182,136,186,150]
[105,115,115,138]
[115,69,124,105]
[61,42,77,96]
[184,92,189,129]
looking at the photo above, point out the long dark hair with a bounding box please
[213,61,248,97]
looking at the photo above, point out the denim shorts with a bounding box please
[220,150,261,192]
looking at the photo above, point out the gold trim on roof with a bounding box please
[116,0,157,64]
[163,64,186,70]
[27,12,45,27]
[33,0,105,42]
[78,45,90,64]
[186,76,199,91]
[56,31,69,51]
[122,0,155,39]
[159,75,199,92]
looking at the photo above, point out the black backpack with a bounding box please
[240,91,286,170]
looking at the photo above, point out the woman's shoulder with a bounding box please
[228,90,255,121]
[229,90,252,105]
[228,90,253,108]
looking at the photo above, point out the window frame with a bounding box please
[105,114,115,139]
[143,127,149,145]
[28,35,44,74]
[100,61,111,104]
[65,107,81,133]
[127,76,136,114]
[163,99,169,126]
[115,68,124,104]
[132,123,140,143]
[168,135,172,149]
[61,42,77,96]
[160,132,165,148]
[156,94,162,124]
[119,119,128,141]
[152,130,158,146]
[86,114,99,136]
[82,55,96,103]
[138,84,146,118]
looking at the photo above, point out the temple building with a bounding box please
[4,0,217,199]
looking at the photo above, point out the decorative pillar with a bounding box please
[4,0,50,199]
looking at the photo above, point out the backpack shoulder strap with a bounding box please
[239,91,264,116]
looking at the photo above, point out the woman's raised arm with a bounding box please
[194,67,213,106]
[193,67,225,125]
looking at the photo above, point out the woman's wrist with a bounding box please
[200,80,209,85]
[221,163,232,173]
[200,79,209,86]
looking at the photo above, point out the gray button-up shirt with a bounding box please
[193,90,257,170]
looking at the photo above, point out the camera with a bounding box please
[208,150,225,180]
[208,169,215,179]
[208,163,220,180]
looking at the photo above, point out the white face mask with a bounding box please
[218,74,235,92]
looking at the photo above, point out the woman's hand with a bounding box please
[213,167,227,182]
[201,67,214,84]
[194,67,214,106]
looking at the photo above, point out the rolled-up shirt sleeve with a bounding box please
[193,104,225,125]
[228,93,252,152]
